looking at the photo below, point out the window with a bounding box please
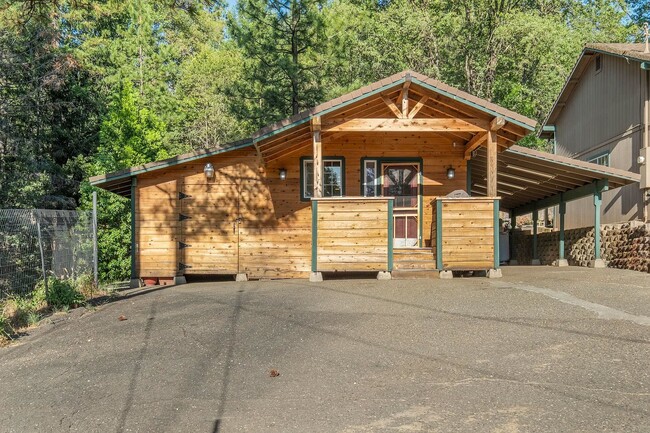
[588,152,609,167]
[362,160,378,197]
[595,55,601,73]
[301,157,344,200]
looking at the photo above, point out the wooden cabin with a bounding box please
[90,71,640,284]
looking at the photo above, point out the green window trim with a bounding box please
[300,156,346,202]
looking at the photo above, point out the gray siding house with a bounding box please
[540,43,650,229]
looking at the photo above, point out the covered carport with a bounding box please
[469,144,640,267]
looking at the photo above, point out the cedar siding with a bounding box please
[135,137,467,280]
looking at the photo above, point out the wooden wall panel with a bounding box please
[267,134,467,248]
[136,179,180,277]
[433,198,495,270]
[134,133,468,279]
[316,198,390,272]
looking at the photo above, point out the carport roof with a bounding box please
[469,145,640,212]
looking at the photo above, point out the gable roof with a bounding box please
[91,70,538,195]
[540,43,650,138]
[253,70,537,143]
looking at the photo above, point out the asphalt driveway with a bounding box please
[1,266,650,432]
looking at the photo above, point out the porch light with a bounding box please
[446,166,455,180]
[279,168,287,181]
[204,163,215,179]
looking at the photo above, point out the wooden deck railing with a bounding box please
[311,197,394,273]
[431,197,500,271]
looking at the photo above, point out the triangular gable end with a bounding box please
[254,70,537,164]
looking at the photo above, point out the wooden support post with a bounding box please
[311,201,318,272]
[559,197,566,260]
[312,117,322,198]
[401,85,409,118]
[397,75,411,118]
[309,200,322,282]
[557,195,568,267]
[493,199,500,269]
[589,189,605,268]
[488,198,503,278]
[387,199,394,272]
[466,158,472,195]
[486,130,497,197]
[435,199,443,270]
[640,68,650,222]
[532,209,540,265]
[508,210,517,265]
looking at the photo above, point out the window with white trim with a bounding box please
[302,158,344,199]
[363,160,379,197]
[588,153,609,167]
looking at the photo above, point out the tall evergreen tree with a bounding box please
[229,0,326,128]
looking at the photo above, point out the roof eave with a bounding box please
[540,44,649,134]
[89,139,254,189]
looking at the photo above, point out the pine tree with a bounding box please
[229,0,326,127]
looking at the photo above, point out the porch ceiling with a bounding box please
[470,145,640,211]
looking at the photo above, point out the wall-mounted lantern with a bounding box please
[446,166,456,180]
[279,168,287,181]
[204,163,215,179]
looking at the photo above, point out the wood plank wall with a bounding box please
[267,133,467,247]
[433,198,495,270]
[136,148,313,279]
[135,133,467,280]
[315,198,390,272]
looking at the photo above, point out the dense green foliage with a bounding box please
[0,0,643,281]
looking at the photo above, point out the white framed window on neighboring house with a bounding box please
[301,157,345,200]
[588,152,609,167]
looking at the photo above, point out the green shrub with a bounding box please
[37,277,85,310]
[74,274,96,299]
[0,311,12,341]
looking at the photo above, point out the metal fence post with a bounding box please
[35,211,48,300]
[92,191,98,290]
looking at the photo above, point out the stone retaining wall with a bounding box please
[511,221,650,273]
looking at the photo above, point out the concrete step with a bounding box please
[393,248,434,264]
[393,260,437,271]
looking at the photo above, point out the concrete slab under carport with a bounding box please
[1,266,649,432]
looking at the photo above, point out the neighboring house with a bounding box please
[540,43,650,229]
[90,71,638,284]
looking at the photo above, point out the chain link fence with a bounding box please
[0,208,97,300]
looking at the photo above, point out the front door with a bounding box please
[382,163,420,247]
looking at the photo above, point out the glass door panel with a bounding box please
[382,163,420,247]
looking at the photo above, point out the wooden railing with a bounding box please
[311,197,394,273]
[431,197,500,271]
